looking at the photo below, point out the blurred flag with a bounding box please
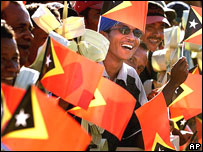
[169,73,202,120]
[1,83,26,132]
[1,85,91,151]
[100,1,148,33]
[135,92,175,151]
[39,37,104,110]
[196,117,202,149]
[184,6,202,45]
[68,77,136,140]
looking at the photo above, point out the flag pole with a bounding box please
[181,42,185,57]
[62,1,68,37]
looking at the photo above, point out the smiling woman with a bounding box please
[1,20,20,86]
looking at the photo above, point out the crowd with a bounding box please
[1,1,202,151]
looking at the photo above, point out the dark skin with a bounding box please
[1,38,20,86]
[2,2,34,67]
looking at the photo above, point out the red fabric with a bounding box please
[1,83,26,132]
[196,117,202,149]
[135,92,174,151]
[40,37,104,110]
[102,1,148,33]
[74,1,103,14]
[2,86,91,151]
[68,77,136,140]
[169,73,202,120]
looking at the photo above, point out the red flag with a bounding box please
[68,77,136,140]
[1,85,91,151]
[100,1,148,33]
[135,92,175,151]
[184,6,202,45]
[196,117,202,148]
[169,73,202,120]
[39,37,104,110]
[1,83,26,132]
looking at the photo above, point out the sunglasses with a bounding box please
[107,26,143,38]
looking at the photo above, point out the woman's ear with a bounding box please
[100,31,109,39]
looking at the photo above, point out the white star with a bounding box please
[180,119,186,126]
[15,109,30,127]
[46,55,52,67]
[189,19,198,29]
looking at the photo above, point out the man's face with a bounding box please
[1,38,20,85]
[86,8,101,31]
[3,3,34,66]
[141,22,164,52]
[125,46,147,75]
[105,23,140,61]
[27,25,48,66]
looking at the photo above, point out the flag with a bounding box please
[1,85,91,151]
[68,77,136,140]
[196,117,202,148]
[39,36,104,110]
[100,1,148,33]
[169,73,202,120]
[1,83,26,132]
[135,92,175,151]
[184,6,202,45]
[189,65,200,74]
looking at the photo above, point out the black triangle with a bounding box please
[101,1,123,15]
[2,86,34,136]
[39,37,56,80]
[184,7,202,40]
[154,142,176,151]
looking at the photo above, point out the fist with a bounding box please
[170,57,189,88]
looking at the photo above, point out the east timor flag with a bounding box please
[100,1,148,33]
[169,73,202,120]
[135,92,175,151]
[184,6,202,45]
[1,85,91,151]
[68,77,136,140]
[39,37,104,110]
[1,83,26,132]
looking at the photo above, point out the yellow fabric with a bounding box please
[78,29,110,62]
[56,17,86,39]
[32,5,61,33]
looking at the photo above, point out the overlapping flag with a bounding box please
[100,1,148,33]
[1,83,26,132]
[184,5,202,45]
[39,36,104,110]
[169,72,202,120]
[68,77,136,140]
[135,92,175,151]
[1,85,91,151]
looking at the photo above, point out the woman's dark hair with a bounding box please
[1,20,15,39]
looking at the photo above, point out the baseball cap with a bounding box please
[167,1,190,23]
[146,1,171,26]
[74,1,103,14]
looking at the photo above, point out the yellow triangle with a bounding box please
[42,38,64,80]
[70,88,106,111]
[192,7,202,23]
[1,88,12,129]
[5,87,49,139]
[152,133,175,150]
[169,83,193,107]
[185,28,202,41]
[103,1,132,16]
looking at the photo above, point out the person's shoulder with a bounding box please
[123,63,139,78]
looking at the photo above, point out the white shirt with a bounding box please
[100,62,148,106]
